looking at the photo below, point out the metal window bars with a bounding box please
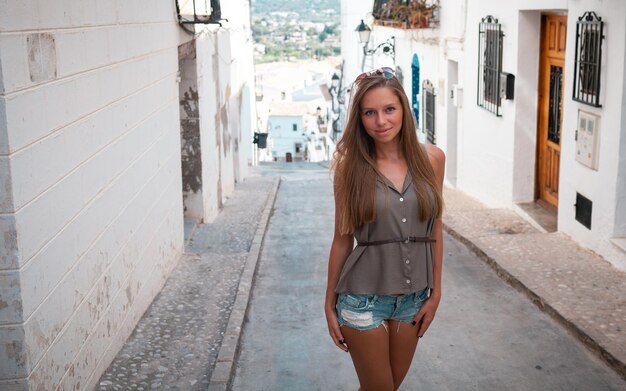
[423,79,436,144]
[477,15,503,116]
[548,65,563,144]
[572,11,604,107]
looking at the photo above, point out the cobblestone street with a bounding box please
[232,163,625,390]
[98,176,277,390]
[98,162,625,390]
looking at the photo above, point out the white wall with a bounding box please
[0,1,184,389]
[461,0,626,269]
[0,0,257,389]
[558,0,626,270]
[185,0,256,222]
[341,0,375,84]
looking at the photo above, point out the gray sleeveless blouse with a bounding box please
[335,173,435,295]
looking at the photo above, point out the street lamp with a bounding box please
[355,19,395,70]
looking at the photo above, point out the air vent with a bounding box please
[575,192,592,229]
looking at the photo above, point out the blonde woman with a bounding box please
[325,67,445,391]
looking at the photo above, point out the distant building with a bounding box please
[255,59,340,162]
[267,101,334,162]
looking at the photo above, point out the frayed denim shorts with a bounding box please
[335,288,430,331]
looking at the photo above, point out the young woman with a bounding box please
[325,67,445,391]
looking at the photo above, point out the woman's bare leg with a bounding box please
[387,320,420,390]
[341,324,395,391]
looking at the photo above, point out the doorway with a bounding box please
[536,15,566,209]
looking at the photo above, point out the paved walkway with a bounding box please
[97,175,278,390]
[443,187,626,380]
[232,164,625,390]
[95,162,626,390]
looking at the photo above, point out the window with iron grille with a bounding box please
[548,65,563,144]
[423,80,436,144]
[477,15,503,116]
[573,11,604,107]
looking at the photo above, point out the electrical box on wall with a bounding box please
[575,110,600,170]
[499,72,515,100]
[451,84,463,108]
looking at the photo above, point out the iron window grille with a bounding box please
[423,80,436,144]
[572,11,604,107]
[548,65,563,144]
[477,15,503,116]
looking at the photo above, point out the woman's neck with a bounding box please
[374,140,403,161]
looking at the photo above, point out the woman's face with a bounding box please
[359,86,403,145]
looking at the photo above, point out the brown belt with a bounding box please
[357,236,436,246]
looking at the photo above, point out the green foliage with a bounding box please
[251,0,340,16]
[251,0,340,63]
[252,21,270,36]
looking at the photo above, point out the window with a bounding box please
[477,15,503,116]
[548,65,563,145]
[295,143,302,153]
[292,123,298,131]
[422,80,436,144]
[573,11,604,107]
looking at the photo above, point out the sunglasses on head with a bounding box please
[355,67,396,82]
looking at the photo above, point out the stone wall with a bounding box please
[0,1,186,389]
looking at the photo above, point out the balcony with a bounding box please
[372,0,440,29]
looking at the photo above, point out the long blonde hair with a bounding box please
[332,74,443,235]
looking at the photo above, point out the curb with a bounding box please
[443,223,626,382]
[208,176,281,391]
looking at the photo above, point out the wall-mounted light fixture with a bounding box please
[176,0,227,26]
[355,19,395,68]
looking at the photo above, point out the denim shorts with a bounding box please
[335,288,430,331]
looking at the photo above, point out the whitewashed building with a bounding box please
[341,0,626,270]
[256,59,339,162]
[0,0,257,389]
[267,101,331,162]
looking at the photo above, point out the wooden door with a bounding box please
[537,15,567,207]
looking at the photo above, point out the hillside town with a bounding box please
[251,0,341,63]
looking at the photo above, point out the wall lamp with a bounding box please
[176,0,227,26]
[355,19,395,60]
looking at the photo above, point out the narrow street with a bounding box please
[232,163,625,391]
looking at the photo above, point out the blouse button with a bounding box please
[405,259,410,264]
[406,279,411,284]
[399,197,404,202]
[401,218,407,223]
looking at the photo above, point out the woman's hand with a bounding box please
[325,302,348,352]
[413,292,441,338]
